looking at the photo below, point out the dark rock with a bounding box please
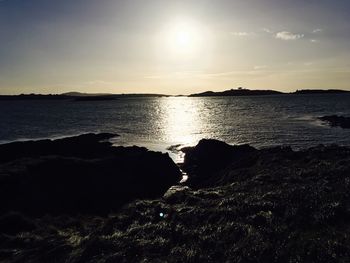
[0,133,117,162]
[0,134,182,215]
[182,140,350,189]
[319,115,350,129]
[0,212,37,235]
[181,139,256,187]
[2,139,350,262]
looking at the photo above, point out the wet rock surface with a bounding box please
[1,138,350,262]
[319,115,350,129]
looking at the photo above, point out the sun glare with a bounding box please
[155,18,212,67]
[161,20,202,56]
[175,30,191,47]
[161,97,202,156]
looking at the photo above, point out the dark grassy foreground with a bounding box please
[1,138,350,262]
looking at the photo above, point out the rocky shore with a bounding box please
[0,133,181,214]
[1,136,350,262]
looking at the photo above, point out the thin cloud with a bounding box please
[262,28,274,34]
[312,28,323,33]
[230,32,256,37]
[275,31,304,41]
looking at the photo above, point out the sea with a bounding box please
[1,94,349,162]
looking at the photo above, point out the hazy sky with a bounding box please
[1,0,350,94]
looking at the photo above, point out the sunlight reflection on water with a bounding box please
[1,95,350,165]
[160,97,202,149]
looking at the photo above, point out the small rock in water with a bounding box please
[319,115,350,129]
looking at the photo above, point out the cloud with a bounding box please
[310,39,319,43]
[312,28,323,33]
[230,32,256,37]
[262,28,274,34]
[275,31,304,41]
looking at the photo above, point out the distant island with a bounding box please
[189,87,350,97]
[189,87,282,97]
[0,88,349,100]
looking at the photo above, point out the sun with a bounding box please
[156,18,211,62]
[162,20,200,56]
[175,30,191,47]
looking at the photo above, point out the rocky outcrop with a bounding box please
[1,138,350,262]
[319,115,350,129]
[181,139,256,188]
[0,133,117,162]
[182,139,350,188]
[0,134,182,214]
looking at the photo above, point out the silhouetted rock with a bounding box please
[0,212,37,235]
[2,139,350,262]
[182,140,350,189]
[181,139,256,187]
[0,134,182,214]
[0,133,117,162]
[319,115,350,129]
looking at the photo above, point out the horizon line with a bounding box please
[1,87,350,96]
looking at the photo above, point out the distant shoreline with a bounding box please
[0,93,169,101]
[188,88,350,97]
[0,88,349,100]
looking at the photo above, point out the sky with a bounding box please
[0,0,350,95]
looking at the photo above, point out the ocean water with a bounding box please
[1,94,349,162]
